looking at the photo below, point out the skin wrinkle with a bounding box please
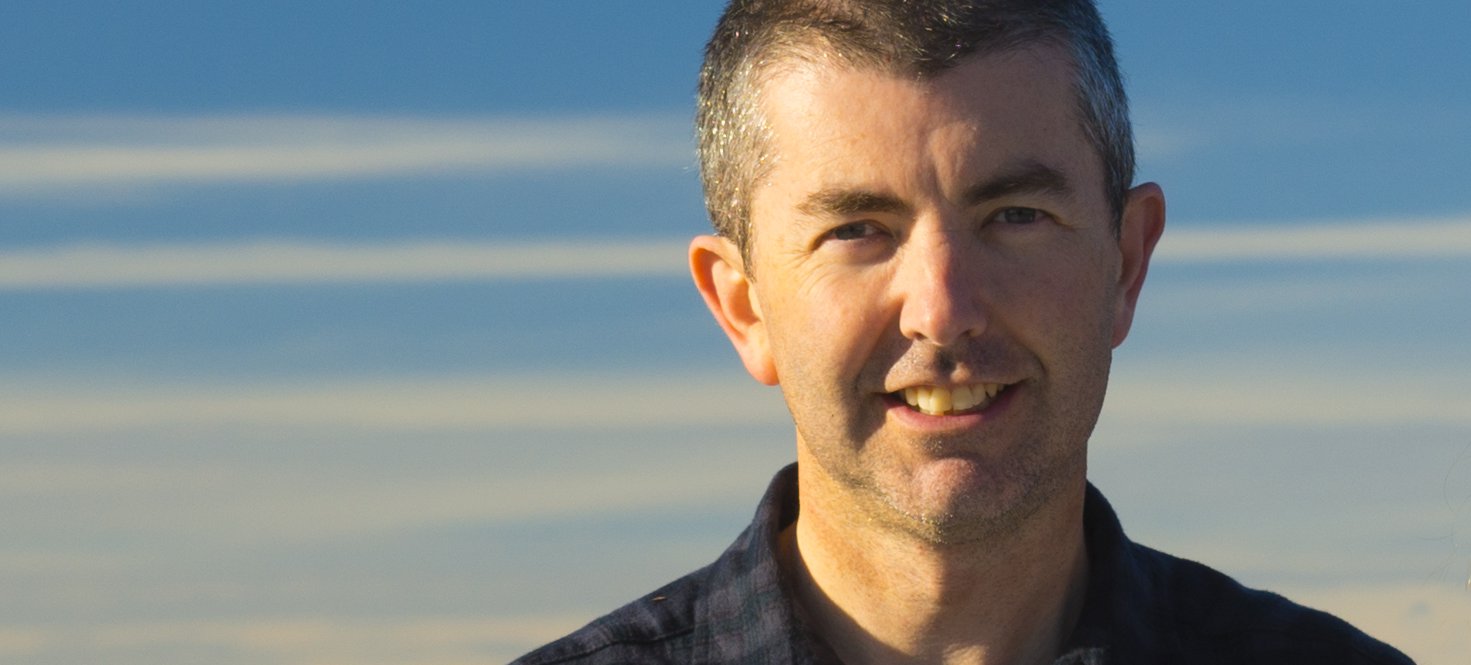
[796,161,1076,232]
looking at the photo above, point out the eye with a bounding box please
[827,221,883,241]
[993,207,1046,226]
[815,220,893,261]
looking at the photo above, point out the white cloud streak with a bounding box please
[0,615,593,665]
[1103,367,1471,430]
[0,113,692,195]
[0,239,690,289]
[0,374,788,435]
[2,215,1468,289]
[1155,215,1471,262]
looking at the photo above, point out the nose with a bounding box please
[896,228,987,346]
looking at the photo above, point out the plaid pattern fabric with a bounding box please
[512,465,1414,664]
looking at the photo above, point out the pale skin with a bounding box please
[691,44,1165,665]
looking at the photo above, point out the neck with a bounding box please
[781,466,1090,665]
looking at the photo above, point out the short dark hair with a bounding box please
[696,0,1135,266]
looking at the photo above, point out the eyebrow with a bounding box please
[797,188,912,219]
[963,161,1074,207]
[794,160,1074,220]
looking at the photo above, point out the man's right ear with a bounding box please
[689,235,778,386]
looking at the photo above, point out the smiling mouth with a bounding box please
[893,383,1008,416]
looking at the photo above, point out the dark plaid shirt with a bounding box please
[513,465,1414,664]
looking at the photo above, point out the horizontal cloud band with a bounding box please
[1157,216,1471,262]
[1,215,1468,289]
[0,113,693,194]
[0,239,692,288]
[0,364,1466,435]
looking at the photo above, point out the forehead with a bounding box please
[749,45,1099,218]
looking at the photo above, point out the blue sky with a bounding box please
[2,2,1468,663]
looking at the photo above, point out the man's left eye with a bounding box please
[994,207,1044,225]
[829,222,880,241]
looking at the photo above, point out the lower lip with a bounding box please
[883,384,1018,431]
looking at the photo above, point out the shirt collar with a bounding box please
[1059,483,1162,663]
[695,464,837,664]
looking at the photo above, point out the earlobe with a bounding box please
[689,235,779,385]
[1111,182,1166,348]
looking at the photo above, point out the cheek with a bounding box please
[764,274,894,379]
[996,248,1118,348]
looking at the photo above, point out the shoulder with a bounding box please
[1133,543,1416,664]
[510,568,707,665]
[514,465,805,664]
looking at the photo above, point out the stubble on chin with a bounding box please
[873,440,1085,547]
[802,425,1088,549]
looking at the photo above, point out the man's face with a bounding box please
[702,44,1160,542]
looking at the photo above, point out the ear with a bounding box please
[1111,182,1166,348]
[689,235,778,385]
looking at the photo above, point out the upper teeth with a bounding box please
[901,383,1003,416]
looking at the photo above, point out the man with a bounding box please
[515,1,1414,663]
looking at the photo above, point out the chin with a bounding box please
[886,456,1067,545]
